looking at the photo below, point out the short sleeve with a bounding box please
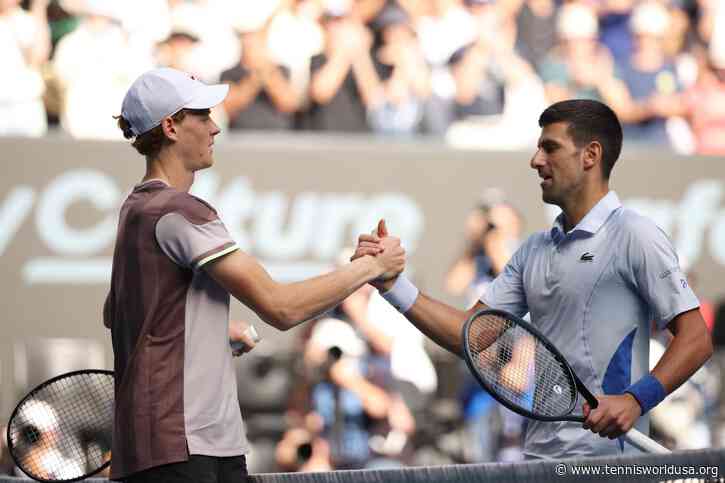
[155,210,238,271]
[626,217,700,330]
[480,238,531,317]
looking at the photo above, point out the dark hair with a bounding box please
[538,100,623,179]
[115,110,188,160]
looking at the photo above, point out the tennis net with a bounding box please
[2,447,723,483]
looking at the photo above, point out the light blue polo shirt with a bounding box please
[481,191,700,459]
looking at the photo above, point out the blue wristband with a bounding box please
[625,374,666,414]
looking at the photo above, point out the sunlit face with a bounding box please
[530,122,585,206]
[171,109,220,171]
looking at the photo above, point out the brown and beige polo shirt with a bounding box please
[103,180,249,480]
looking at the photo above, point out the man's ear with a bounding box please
[582,141,602,172]
[161,117,178,142]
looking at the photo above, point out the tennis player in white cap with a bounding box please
[106,67,405,482]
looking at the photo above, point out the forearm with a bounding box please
[351,54,383,107]
[310,55,352,104]
[208,251,383,330]
[454,63,484,104]
[267,257,383,329]
[444,259,476,295]
[350,314,394,354]
[337,376,390,418]
[402,293,475,356]
[260,66,301,113]
[597,78,652,123]
[27,1,50,67]
[223,78,262,118]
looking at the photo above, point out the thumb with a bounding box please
[377,219,388,237]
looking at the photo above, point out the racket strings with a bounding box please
[8,372,114,481]
[467,314,577,417]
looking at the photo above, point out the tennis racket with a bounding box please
[461,308,669,454]
[6,370,114,482]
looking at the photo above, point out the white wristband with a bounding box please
[380,275,419,313]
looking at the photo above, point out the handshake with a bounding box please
[351,219,407,292]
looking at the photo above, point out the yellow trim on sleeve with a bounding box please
[196,244,239,269]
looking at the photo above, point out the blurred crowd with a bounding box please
[1,0,725,154]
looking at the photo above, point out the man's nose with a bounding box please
[530,149,545,169]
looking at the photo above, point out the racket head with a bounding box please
[6,369,114,482]
[461,309,584,422]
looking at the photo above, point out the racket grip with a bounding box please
[230,326,261,352]
[624,428,670,454]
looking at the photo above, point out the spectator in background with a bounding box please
[367,5,431,135]
[155,22,200,72]
[0,0,50,137]
[341,283,438,418]
[302,3,380,132]
[450,0,506,120]
[220,24,302,131]
[539,2,616,103]
[647,1,725,156]
[514,0,557,74]
[414,0,477,134]
[445,191,523,308]
[53,0,151,139]
[445,0,547,149]
[276,424,333,472]
[597,0,637,64]
[609,1,684,148]
[303,317,397,469]
[647,36,725,155]
[167,0,239,84]
[265,0,325,106]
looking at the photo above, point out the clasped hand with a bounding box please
[351,219,406,290]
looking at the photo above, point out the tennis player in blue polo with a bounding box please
[353,99,713,459]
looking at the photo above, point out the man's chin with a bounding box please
[541,191,556,205]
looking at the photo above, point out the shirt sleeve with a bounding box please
[626,216,700,330]
[480,237,531,317]
[155,211,238,271]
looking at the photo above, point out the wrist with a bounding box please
[373,277,396,292]
[379,274,418,313]
[625,374,666,415]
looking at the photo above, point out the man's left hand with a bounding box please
[582,393,642,439]
[229,320,261,357]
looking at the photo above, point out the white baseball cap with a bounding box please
[121,67,229,136]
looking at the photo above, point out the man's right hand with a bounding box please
[353,219,405,291]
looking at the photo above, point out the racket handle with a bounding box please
[230,326,261,352]
[624,428,670,453]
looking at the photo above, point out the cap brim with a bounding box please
[185,84,229,110]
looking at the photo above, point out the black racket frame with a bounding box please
[461,308,599,423]
[6,369,114,483]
